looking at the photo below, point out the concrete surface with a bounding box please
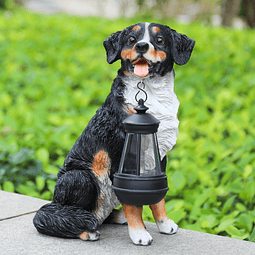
[24,0,138,18]
[0,190,48,220]
[0,190,255,255]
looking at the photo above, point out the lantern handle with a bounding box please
[135,81,147,103]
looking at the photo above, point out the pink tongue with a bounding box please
[134,64,149,77]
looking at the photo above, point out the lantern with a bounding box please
[112,85,169,206]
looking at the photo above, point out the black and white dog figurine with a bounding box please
[33,22,195,245]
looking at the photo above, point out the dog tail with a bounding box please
[33,169,100,239]
[33,202,98,238]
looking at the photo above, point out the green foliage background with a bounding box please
[0,10,255,241]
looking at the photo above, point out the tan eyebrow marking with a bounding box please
[133,25,141,32]
[152,26,160,33]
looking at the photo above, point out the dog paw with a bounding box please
[79,230,100,241]
[156,219,179,235]
[128,228,153,246]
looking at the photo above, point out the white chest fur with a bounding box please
[122,71,180,160]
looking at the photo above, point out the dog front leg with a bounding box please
[150,199,179,234]
[122,204,153,245]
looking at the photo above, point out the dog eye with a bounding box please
[129,36,137,44]
[156,37,164,45]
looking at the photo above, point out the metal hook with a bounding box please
[135,81,148,103]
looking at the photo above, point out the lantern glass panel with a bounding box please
[121,133,161,176]
[122,133,138,175]
[144,133,161,175]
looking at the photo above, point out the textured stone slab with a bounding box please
[0,191,255,255]
[1,213,255,255]
[0,190,48,220]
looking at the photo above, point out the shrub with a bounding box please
[0,148,56,199]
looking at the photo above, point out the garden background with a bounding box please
[0,1,255,242]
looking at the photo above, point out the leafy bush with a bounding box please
[0,148,56,199]
[0,11,254,241]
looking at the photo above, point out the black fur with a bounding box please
[33,22,195,239]
[33,202,98,238]
[33,78,128,238]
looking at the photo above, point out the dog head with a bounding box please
[103,22,195,77]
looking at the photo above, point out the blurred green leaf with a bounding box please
[46,180,56,194]
[168,209,187,224]
[36,176,45,192]
[3,181,14,193]
[35,148,49,166]
[217,219,236,233]
[221,196,236,215]
[8,148,33,165]
[249,227,255,242]
[226,225,241,237]
[236,213,253,233]
[171,171,186,191]
[16,184,40,198]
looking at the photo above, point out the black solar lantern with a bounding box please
[112,85,169,206]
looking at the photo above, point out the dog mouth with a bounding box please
[132,58,151,77]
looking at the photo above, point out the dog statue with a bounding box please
[33,22,195,246]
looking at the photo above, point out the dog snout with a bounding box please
[135,42,149,53]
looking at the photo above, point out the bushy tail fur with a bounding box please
[33,202,98,238]
[33,169,100,238]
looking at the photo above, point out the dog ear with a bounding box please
[169,28,195,66]
[103,31,122,64]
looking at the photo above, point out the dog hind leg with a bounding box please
[33,169,100,239]
[103,209,127,224]
[150,198,179,234]
[122,204,153,245]
[79,230,100,241]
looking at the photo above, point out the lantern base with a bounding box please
[112,173,169,206]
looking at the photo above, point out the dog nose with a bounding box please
[135,42,149,53]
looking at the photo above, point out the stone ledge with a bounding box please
[0,190,254,255]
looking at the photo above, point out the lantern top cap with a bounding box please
[123,99,160,134]
[134,99,148,114]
